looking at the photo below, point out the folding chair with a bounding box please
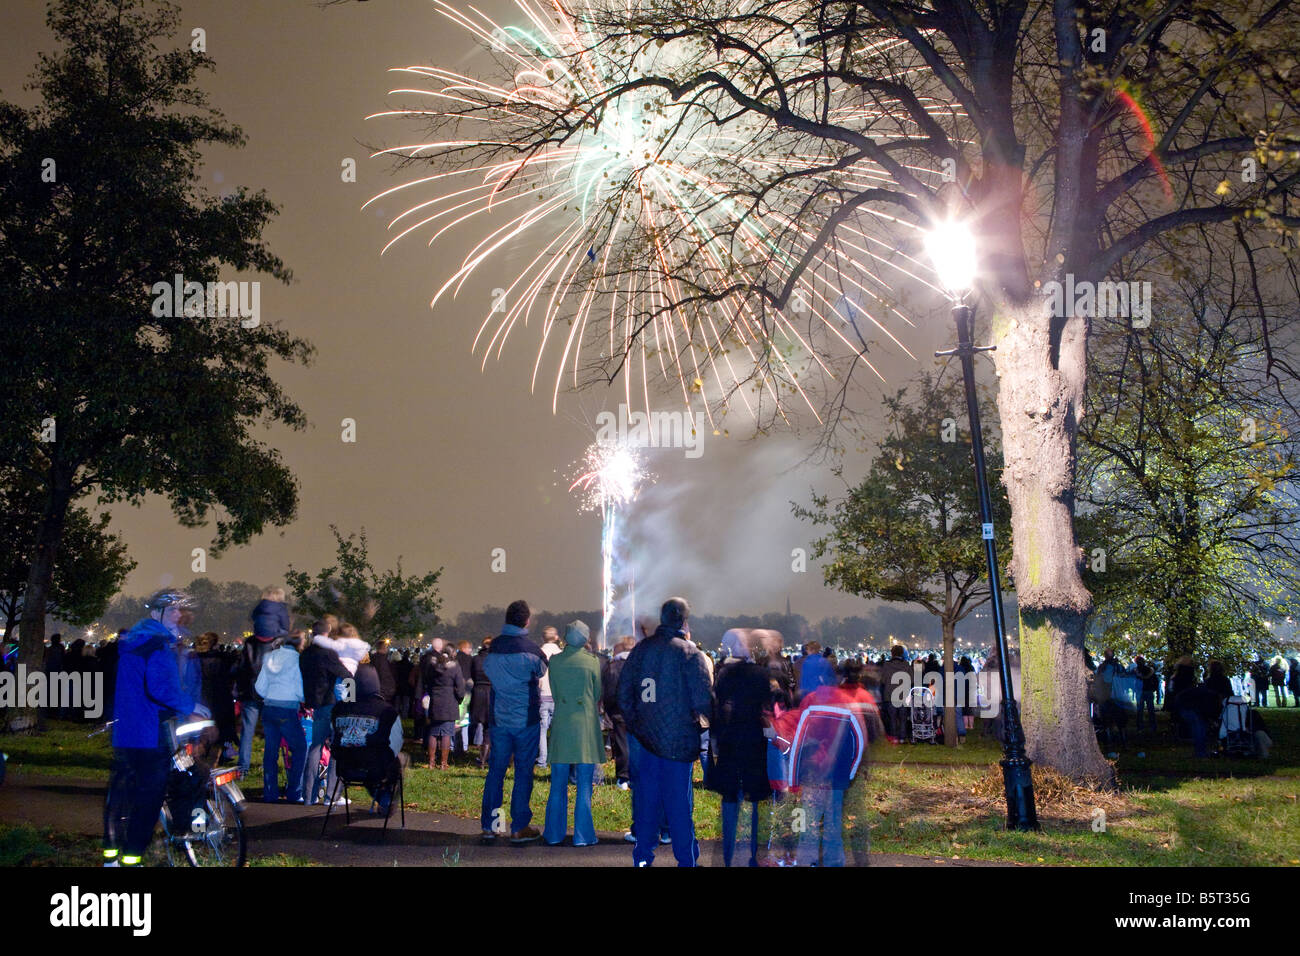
[320,750,405,837]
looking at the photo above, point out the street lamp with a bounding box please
[927,216,1039,831]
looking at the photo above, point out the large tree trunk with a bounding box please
[14,479,74,732]
[941,617,958,747]
[991,297,1113,785]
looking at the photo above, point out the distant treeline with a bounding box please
[85,581,1010,654]
[429,604,1007,653]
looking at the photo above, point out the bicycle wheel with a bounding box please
[159,806,189,867]
[183,784,246,867]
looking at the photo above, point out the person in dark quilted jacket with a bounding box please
[617,597,712,867]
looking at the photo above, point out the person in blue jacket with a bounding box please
[479,600,548,844]
[102,589,208,866]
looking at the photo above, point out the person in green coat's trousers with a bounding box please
[543,620,604,846]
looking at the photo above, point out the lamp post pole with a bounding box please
[938,303,1039,831]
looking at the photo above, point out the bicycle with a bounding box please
[100,717,248,867]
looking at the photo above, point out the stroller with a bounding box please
[908,686,937,744]
[1217,696,1255,758]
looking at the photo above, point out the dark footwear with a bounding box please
[510,826,541,844]
[480,829,497,844]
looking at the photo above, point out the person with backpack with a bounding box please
[616,597,713,867]
[102,589,207,867]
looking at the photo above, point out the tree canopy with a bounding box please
[0,0,311,674]
[285,527,444,642]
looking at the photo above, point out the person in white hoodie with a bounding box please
[537,627,563,768]
[329,623,372,677]
[255,633,306,802]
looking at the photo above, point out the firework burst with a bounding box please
[568,440,649,648]
[367,0,949,424]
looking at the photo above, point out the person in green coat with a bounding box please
[543,621,603,846]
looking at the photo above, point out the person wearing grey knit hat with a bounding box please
[542,619,603,846]
[564,620,590,646]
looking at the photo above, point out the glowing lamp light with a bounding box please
[924,218,978,298]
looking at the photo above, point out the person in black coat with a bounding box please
[468,640,493,768]
[299,626,353,805]
[453,640,474,757]
[602,638,633,787]
[708,632,774,866]
[393,652,413,720]
[421,641,467,769]
[195,632,237,750]
[412,648,432,742]
[1269,659,1288,707]
[1204,660,1234,701]
[98,634,122,722]
[370,641,398,703]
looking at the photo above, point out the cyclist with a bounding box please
[102,588,209,866]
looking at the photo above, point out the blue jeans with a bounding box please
[480,723,540,834]
[237,699,261,774]
[544,763,596,845]
[797,787,845,866]
[262,705,306,801]
[304,703,335,805]
[537,698,555,766]
[628,736,698,867]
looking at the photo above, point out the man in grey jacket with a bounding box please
[479,600,548,843]
[617,597,713,866]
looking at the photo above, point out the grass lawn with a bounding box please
[4,709,1297,866]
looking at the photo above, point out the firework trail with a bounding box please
[569,441,649,648]
[366,0,952,423]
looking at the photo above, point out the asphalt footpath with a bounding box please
[0,773,1007,867]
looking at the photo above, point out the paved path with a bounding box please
[0,773,1011,867]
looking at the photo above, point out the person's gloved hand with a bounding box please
[191,704,212,719]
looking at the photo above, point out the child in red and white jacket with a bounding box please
[771,659,885,866]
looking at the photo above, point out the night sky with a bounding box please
[2,0,957,622]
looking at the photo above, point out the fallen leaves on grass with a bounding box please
[969,764,1133,822]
